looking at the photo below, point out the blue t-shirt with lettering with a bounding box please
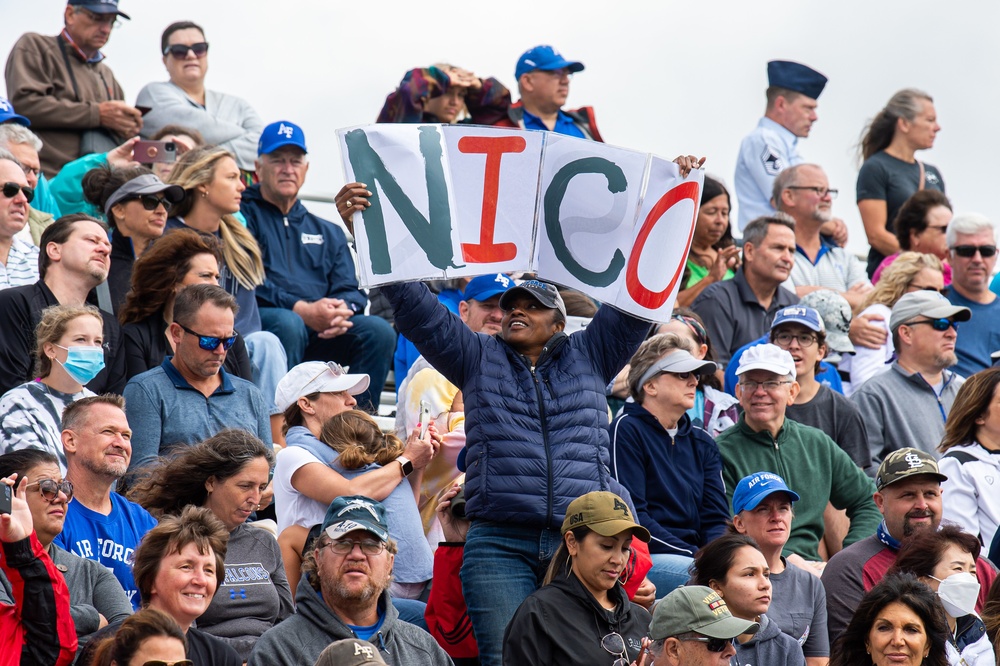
[53,492,158,610]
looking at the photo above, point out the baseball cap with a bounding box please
[771,306,823,333]
[104,174,184,216]
[274,361,369,412]
[735,343,797,379]
[515,45,584,81]
[637,349,718,388]
[321,496,390,542]
[463,273,513,303]
[875,448,948,491]
[889,291,971,332]
[498,280,567,317]
[767,60,827,99]
[649,586,760,641]
[799,290,855,354]
[314,639,386,666]
[68,0,130,19]
[560,491,651,542]
[0,97,29,127]
[258,120,307,156]
[732,472,801,514]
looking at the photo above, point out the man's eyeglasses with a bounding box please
[600,632,630,666]
[786,186,838,199]
[322,538,386,556]
[163,42,210,58]
[77,8,120,28]
[773,332,818,348]
[951,244,997,258]
[739,380,792,393]
[677,634,737,652]
[178,323,237,351]
[1,182,33,203]
[904,318,959,332]
[26,479,74,503]
[127,194,174,213]
[533,68,573,80]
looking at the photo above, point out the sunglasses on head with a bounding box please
[127,194,174,213]
[1,182,33,203]
[906,317,958,332]
[679,634,737,652]
[952,244,997,258]
[163,42,209,58]
[179,323,237,351]
[26,479,74,502]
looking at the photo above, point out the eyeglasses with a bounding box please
[677,634,737,652]
[600,632,630,666]
[163,42,210,58]
[1,182,34,203]
[77,8,121,28]
[951,244,997,258]
[533,68,573,80]
[322,538,387,556]
[26,479,74,502]
[786,186,838,199]
[20,165,40,180]
[178,323,237,351]
[739,380,792,392]
[127,194,174,213]
[141,661,193,666]
[904,318,959,332]
[773,332,818,348]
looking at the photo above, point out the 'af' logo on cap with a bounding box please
[353,642,375,658]
[277,123,295,139]
[494,274,511,287]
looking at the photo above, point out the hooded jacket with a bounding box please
[502,572,650,665]
[939,443,1000,549]
[947,614,995,666]
[733,613,805,666]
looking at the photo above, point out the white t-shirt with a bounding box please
[273,446,329,533]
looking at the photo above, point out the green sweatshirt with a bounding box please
[717,415,880,560]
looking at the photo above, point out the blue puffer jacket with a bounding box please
[383,281,649,529]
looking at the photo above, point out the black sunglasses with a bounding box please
[905,317,959,332]
[26,479,74,502]
[127,194,174,212]
[179,323,237,351]
[952,244,997,258]
[1,182,33,203]
[679,635,737,652]
[163,42,209,58]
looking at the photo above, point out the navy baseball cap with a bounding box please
[771,305,824,333]
[321,496,390,542]
[463,273,513,303]
[767,60,827,100]
[732,472,800,514]
[68,0,130,20]
[258,120,307,156]
[499,279,567,317]
[0,97,29,127]
[515,45,584,81]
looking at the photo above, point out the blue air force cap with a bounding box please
[732,472,801,514]
[0,97,29,127]
[515,45,584,81]
[463,273,513,303]
[68,0,130,20]
[767,60,827,100]
[258,120,307,156]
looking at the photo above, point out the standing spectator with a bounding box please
[0,304,102,473]
[675,176,740,308]
[858,89,945,278]
[4,0,142,176]
[0,124,58,246]
[872,190,953,284]
[0,156,38,288]
[610,337,728,595]
[942,213,1000,377]
[377,64,511,126]
[137,22,263,173]
[644,585,759,665]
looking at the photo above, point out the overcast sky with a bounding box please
[6,1,999,255]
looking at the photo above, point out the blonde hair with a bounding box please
[319,410,405,469]
[168,146,265,290]
[860,252,943,310]
[34,304,103,378]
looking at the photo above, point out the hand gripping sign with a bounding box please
[338,124,703,321]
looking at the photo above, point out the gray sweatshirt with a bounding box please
[733,613,806,666]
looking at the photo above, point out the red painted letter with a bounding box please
[457,135,526,263]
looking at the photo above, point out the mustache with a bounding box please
[905,510,933,520]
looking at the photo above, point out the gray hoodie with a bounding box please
[733,613,806,666]
[248,574,453,666]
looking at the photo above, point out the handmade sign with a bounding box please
[338,124,703,320]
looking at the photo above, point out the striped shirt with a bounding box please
[0,380,95,474]
[0,237,39,289]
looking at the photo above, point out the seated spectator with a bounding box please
[378,64,511,125]
[241,121,394,412]
[80,165,183,310]
[610,335,728,595]
[129,429,291,660]
[54,395,157,610]
[691,533,806,665]
[0,214,125,395]
[676,175,740,308]
[137,21,263,172]
[0,450,130,657]
[830,572,949,666]
[0,304,102,473]
[718,344,881,563]
[124,284,271,472]
[319,411,433,600]
[0,154,38,288]
[692,216,798,367]
[0,124,56,246]
[249,496,453,666]
[938,367,1000,550]
[145,124,204,181]
[731,472,829,663]
[852,290,969,464]
[0,471,77,665]
[887,525,995,665]
[872,190,953,284]
[119,228,251,381]
[841,252,945,394]
[88,608,188,666]
[502,491,652,665]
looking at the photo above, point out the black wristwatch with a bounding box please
[397,456,414,477]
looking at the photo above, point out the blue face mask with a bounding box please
[55,345,105,385]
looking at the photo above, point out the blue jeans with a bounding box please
[243,330,287,415]
[258,307,395,412]
[461,520,562,666]
[392,598,428,631]
[646,553,694,598]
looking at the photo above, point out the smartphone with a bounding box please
[419,400,431,438]
[0,484,10,516]
[134,140,177,164]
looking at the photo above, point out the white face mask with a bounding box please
[930,571,980,618]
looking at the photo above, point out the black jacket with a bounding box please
[107,230,135,316]
[121,312,252,382]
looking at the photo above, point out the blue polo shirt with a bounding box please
[521,108,586,138]
[944,286,1000,378]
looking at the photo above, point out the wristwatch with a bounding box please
[397,456,414,478]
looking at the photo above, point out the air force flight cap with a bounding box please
[767,60,828,100]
